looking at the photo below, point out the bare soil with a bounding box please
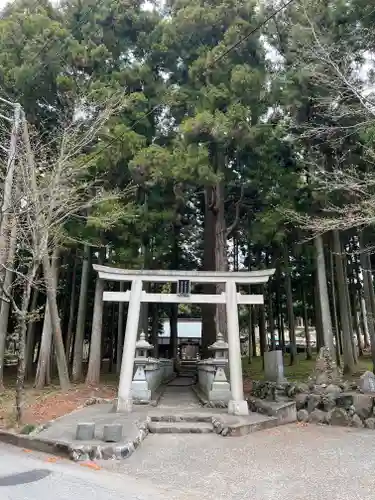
[0,382,116,430]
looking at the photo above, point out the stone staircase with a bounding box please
[177,360,198,379]
[147,410,283,436]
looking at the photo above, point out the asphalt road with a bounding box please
[0,443,195,500]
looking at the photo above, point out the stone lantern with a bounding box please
[135,330,153,359]
[196,331,231,404]
[131,331,156,403]
[208,332,228,360]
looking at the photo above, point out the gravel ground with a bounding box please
[101,423,375,500]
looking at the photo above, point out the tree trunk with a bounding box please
[301,287,312,360]
[65,254,78,363]
[116,282,125,374]
[267,254,276,350]
[0,219,17,390]
[365,252,375,323]
[314,235,334,354]
[169,223,180,360]
[169,310,178,359]
[259,300,267,359]
[34,299,52,388]
[15,267,37,424]
[72,245,90,382]
[42,253,70,390]
[247,305,253,363]
[275,264,284,351]
[34,250,60,389]
[280,308,286,352]
[329,248,342,365]
[360,295,370,348]
[85,278,104,385]
[214,178,228,337]
[25,286,39,379]
[283,244,296,364]
[314,270,324,350]
[349,273,362,357]
[332,230,355,374]
[201,187,216,355]
[343,260,357,363]
[360,232,375,372]
[251,308,257,357]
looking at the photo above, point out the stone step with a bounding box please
[247,397,297,425]
[150,413,213,423]
[148,421,214,434]
[213,412,280,437]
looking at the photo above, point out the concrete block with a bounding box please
[102,423,123,443]
[264,350,285,383]
[75,422,95,440]
[228,399,249,416]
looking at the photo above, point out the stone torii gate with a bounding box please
[93,265,275,416]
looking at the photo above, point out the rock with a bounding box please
[351,414,364,428]
[307,394,321,413]
[308,409,327,424]
[312,385,326,395]
[322,393,336,412]
[358,371,375,393]
[365,417,375,429]
[297,409,309,422]
[335,392,354,409]
[295,393,308,410]
[348,405,356,417]
[352,394,374,420]
[330,407,350,426]
[325,410,332,424]
[326,384,341,394]
[295,383,309,393]
[286,385,297,398]
[310,347,342,385]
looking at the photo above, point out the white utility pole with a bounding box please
[0,96,21,388]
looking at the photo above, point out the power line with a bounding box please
[211,0,297,65]
[2,0,298,170]
[83,0,298,165]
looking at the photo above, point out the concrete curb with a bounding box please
[0,429,71,458]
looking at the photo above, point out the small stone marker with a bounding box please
[359,371,375,393]
[76,422,95,440]
[264,350,285,383]
[103,423,123,442]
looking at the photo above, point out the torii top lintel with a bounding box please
[93,264,275,285]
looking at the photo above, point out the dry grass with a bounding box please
[0,374,117,430]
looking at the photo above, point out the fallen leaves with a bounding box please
[80,461,101,471]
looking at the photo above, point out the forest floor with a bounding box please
[0,354,373,431]
[0,370,117,431]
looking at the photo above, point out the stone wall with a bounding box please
[249,379,375,429]
[197,359,231,404]
[132,358,174,403]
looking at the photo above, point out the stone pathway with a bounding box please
[158,377,201,409]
